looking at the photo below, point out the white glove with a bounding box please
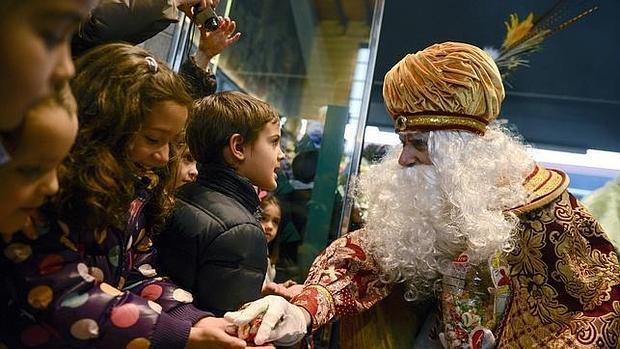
[224,295,308,346]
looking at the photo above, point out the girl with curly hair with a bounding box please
[1,43,257,349]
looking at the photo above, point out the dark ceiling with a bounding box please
[368,0,620,152]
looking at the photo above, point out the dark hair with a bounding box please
[188,91,279,165]
[0,1,25,11]
[260,195,281,265]
[57,43,192,233]
[292,150,319,184]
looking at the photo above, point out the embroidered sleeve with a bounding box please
[499,191,620,348]
[291,229,392,331]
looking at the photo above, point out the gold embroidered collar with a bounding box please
[508,164,569,215]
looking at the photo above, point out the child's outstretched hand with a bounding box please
[188,317,274,349]
[225,295,309,346]
[262,281,304,300]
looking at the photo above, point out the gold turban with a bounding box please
[383,42,504,134]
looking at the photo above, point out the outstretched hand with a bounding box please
[224,296,309,346]
[262,281,304,300]
[187,317,274,349]
[194,16,241,67]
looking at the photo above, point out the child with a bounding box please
[0,83,77,240]
[259,195,303,300]
[0,0,95,163]
[172,132,199,189]
[259,195,282,284]
[1,44,249,349]
[158,91,285,316]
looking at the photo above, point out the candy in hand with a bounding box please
[238,312,264,344]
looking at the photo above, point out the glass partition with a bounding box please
[204,0,385,285]
[140,14,188,66]
[143,3,385,347]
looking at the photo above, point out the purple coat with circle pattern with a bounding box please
[0,180,211,348]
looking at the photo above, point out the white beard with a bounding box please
[357,124,534,301]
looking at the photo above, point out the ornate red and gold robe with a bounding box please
[291,166,620,348]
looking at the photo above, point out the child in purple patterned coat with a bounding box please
[0,43,270,349]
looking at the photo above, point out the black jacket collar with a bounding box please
[196,164,260,214]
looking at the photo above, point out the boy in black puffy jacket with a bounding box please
[158,91,285,316]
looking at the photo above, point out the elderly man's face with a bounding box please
[398,131,432,167]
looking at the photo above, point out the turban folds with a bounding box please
[383,42,504,134]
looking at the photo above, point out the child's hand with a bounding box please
[281,279,297,288]
[261,281,279,296]
[187,317,244,349]
[225,296,309,346]
[282,284,304,299]
[262,281,304,300]
[191,317,275,349]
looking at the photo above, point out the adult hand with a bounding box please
[177,0,220,19]
[224,296,309,346]
[194,16,241,68]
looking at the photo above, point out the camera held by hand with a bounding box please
[193,6,220,31]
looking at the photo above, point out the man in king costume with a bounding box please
[226,41,620,348]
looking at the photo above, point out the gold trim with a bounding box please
[523,166,546,193]
[395,115,487,134]
[509,165,570,215]
[307,284,336,312]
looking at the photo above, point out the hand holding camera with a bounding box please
[176,0,220,30]
[176,0,220,12]
[194,16,241,68]
[193,5,220,31]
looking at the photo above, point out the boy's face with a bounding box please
[0,105,78,237]
[0,0,96,131]
[175,147,198,189]
[238,120,285,191]
[260,202,281,243]
[130,101,188,171]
